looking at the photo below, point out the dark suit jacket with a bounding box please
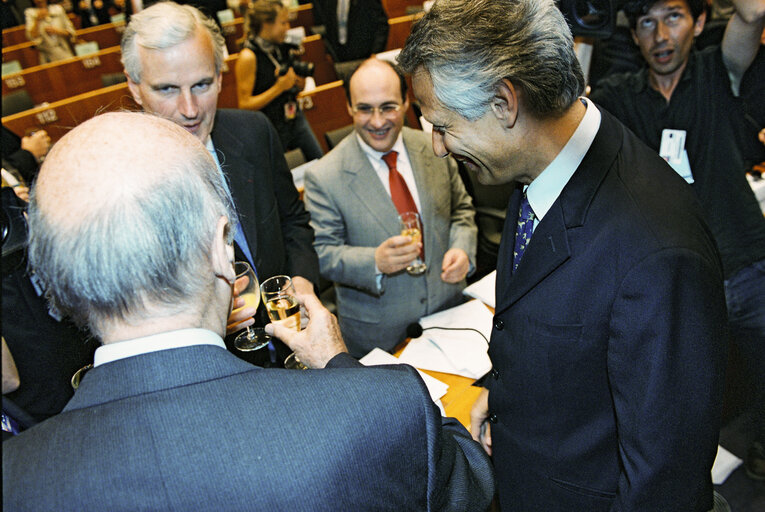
[3,344,494,511]
[312,0,389,62]
[486,109,728,511]
[211,109,319,287]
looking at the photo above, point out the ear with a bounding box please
[490,79,519,129]
[211,216,236,285]
[346,101,354,118]
[693,10,706,37]
[126,75,143,107]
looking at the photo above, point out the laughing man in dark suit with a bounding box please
[398,0,728,510]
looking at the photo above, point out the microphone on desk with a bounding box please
[405,322,490,345]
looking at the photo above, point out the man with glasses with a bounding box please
[303,58,477,357]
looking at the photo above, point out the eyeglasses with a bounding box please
[351,103,403,117]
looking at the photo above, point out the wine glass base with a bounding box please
[284,352,308,370]
[234,327,271,352]
[406,263,427,276]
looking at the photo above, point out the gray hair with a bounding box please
[26,114,237,337]
[397,0,585,120]
[121,1,226,83]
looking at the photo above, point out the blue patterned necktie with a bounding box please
[512,193,535,273]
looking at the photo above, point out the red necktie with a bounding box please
[382,151,424,260]
[382,151,418,215]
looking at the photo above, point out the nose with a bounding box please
[178,90,198,120]
[654,20,669,42]
[431,130,448,158]
[368,108,387,127]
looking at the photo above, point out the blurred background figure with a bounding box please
[236,0,323,161]
[312,0,389,79]
[24,0,77,63]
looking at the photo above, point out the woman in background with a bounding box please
[235,0,323,161]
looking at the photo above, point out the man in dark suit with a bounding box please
[312,0,389,63]
[121,2,320,360]
[2,110,494,511]
[398,0,728,510]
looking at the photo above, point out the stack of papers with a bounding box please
[397,300,492,379]
[462,271,496,308]
[711,445,742,485]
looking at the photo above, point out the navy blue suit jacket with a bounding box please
[211,109,319,287]
[3,345,494,510]
[486,109,728,511]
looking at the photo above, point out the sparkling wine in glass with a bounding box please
[232,262,270,351]
[260,275,306,369]
[399,211,426,275]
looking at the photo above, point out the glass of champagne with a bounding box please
[399,211,426,275]
[232,262,271,351]
[260,275,306,369]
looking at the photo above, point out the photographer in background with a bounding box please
[235,0,323,161]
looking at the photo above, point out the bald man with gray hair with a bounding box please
[2,112,494,511]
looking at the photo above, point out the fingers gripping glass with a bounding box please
[232,262,271,352]
[351,103,403,118]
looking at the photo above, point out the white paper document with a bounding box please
[711,445,742,485]
[462,270,497,308]
[397,300,493,379]
[359,348,449,404]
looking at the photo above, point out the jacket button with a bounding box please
[490,368,499,380]
[420,298,427,304]
[494,318,504,330]
[488,414,498,424]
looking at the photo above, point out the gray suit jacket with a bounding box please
[3,345,495,511]
[304,128,477,357]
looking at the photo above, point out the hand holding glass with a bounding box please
[399,211,426,275]
[232,262,270,351]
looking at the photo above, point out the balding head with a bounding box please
[28,112,237,340]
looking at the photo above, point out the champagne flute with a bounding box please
[260,275,307,369]
[399,211,426,275]
[232,262,271,351]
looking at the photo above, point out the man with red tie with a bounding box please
[303,57,477,357]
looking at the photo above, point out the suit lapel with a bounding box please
[494,109,622,314]
[343,136,401,237]
[405,129,438,264]
[210,112,259,260]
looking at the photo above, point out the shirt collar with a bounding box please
[356,131,406,164]
[93,328,227,367]
[526,97,601,221]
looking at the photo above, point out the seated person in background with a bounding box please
[235,0,323,161]
[303,58,477,358]
[122,2,321,366]
[312,0,389,67]
[0,187,98,427]
[72,0,111,28]
[588,0,765,481]
[1,126,51,185]
[2,111,495,511]
[24,0,77,64]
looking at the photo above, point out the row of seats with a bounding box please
[2,11,422,113]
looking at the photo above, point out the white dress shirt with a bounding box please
[93,328,227,367]
[526,97,601,230]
